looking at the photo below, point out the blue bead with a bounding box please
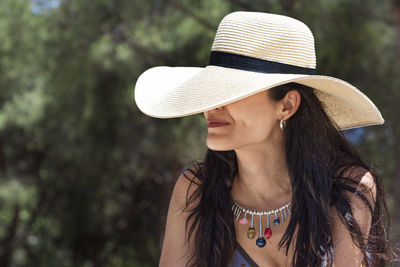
[273,218,280,225]
[256,237,266,247]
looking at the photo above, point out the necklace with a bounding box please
[232,200,292,248]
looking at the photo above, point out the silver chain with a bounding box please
[232,200,291,219]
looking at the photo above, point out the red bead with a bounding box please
[264,227,272,239]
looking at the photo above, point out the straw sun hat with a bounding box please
[134,11,384,130]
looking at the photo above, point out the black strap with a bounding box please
[235,241,260,267]
[208,51,315,75]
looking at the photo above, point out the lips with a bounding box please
[207,119,230,128]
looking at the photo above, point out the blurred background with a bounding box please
[0,0,399,266]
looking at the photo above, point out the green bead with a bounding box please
[247,227,256,239]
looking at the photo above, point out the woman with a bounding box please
[134,12,395,266]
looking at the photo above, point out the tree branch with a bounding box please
[226,0,252,10]
[0,205,20,267]
[169,2,217,31]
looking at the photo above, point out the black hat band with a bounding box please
[208,51,315,75]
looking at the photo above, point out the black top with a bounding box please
[228,241,259,267]
[229,241,369,267]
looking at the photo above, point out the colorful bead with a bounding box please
[240,212,248,224]
[247,227,256,239]
[264,227,272,239]
[239,218,248,224]
[273,212,280,225]
[247,214,256,239]
[231,201,292,248]
[256,237,266,247]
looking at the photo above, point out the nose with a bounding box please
[203,106,225,117]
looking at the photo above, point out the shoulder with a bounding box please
[358,170,376,199]
[329,167,377,265]
[337,166,377,230]
[177,166,202,190]
[171,167,202,210]
[336,166,377,211]
[159,167,202,267]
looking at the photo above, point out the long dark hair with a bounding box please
[181,82,396,267]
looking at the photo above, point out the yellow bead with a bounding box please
[247,227,256,239]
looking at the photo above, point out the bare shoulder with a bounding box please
[330,167,377,266]
[358,170,376,199]
[172,168,202,209]
[339,166,377,209]
[159,167,202,267]
[341,167,377,229]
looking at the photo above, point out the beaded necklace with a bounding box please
[232,200,292,248]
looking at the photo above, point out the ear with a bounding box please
[279,90,301,120]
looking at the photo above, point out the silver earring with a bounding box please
[280,119,286,130]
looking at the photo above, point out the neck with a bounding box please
[231,137,292,210]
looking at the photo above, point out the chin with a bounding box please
[206,139,235,151]
[207,146,233,151]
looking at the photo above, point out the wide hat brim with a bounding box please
[134,65,384,130]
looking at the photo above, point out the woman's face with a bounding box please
[203,90,283,151]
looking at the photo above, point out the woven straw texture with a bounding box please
[211,12,316,69]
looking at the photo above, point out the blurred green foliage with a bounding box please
[0,0,399,266]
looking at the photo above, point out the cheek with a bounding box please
[234,107,276,140]
[246,118,274,140]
